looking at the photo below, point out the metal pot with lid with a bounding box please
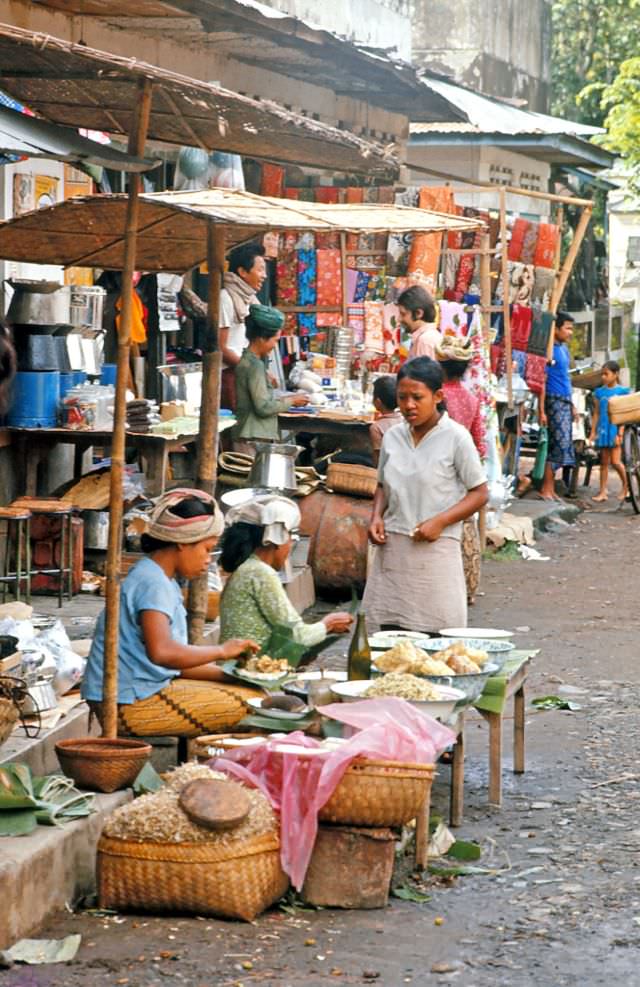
[248,443,304,495]
[5,278,71,328]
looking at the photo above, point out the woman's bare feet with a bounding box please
[592,493,608,502]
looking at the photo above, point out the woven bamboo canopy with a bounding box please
[0,188,484,272]
[0,21,395,176]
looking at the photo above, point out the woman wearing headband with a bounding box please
[82,489,260,738]
[219,494,353,650]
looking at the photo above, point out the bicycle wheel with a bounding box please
[623,425,640,514]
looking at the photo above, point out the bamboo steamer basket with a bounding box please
[608,392,640,425]
[55,737,152,793]
[318,758,435,827]
[97,831,288,921]
[326,462,377,499]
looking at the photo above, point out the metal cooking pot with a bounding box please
[82,510,110,550]
[248,443,304,494]
[69,285,106,332]
[5,279,71,327]
[220,487,271,511]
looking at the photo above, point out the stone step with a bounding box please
[0,702,98,776]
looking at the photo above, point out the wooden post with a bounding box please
[479,231,491,345]
[102,78,153,739]
[546,205,564,363]
[339,232,348,327]
[187,221,226,643]
[499,188,513,408]
[549,205,592,315]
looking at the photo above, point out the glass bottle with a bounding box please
[348,612,371,681]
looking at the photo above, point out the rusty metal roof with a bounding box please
[0,21,398,176]
[0,187,484,272]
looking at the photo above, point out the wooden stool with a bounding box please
[11,497,75,607]
[0,506,32,603]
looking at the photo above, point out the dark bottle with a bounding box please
[348,612,371,681]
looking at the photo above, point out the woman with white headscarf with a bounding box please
[82,489,260,737]
[219,494,353,650]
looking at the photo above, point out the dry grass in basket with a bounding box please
[102,763,276,846]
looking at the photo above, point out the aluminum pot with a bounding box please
[248,443,303,494]
[220,487,271,511]
[69,285,106,332]
[82,510,110,550]
[5,279,71,327]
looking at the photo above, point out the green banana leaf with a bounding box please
[0,763,36,809]
[0,808,38,836]
[0,764,95,833]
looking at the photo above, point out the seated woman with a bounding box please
[81,489,260,738]
[219,494,353,651]
[234,303,308,446]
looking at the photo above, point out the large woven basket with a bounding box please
[609,392,640,425]
[55,737,152,793]
[0,696,18,746]
[97,831,288,921]
[193,732,266,763]
[319,758,435,827]
[326,462,377,499]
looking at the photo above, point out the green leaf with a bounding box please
[446,840,482,861]
[532,695,582,711]
[0,809,38,836]
[133,762,163,796]
[392,885,431,903]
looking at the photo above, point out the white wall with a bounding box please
[263,0,412,60]
[609,196,640,322]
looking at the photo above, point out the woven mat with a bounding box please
[473,651,537,715]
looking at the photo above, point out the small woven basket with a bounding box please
[0,696,18,746]
[326,463,377,499]
[97,831,288,921]
[55,737,152,793]
[319,758,435,827]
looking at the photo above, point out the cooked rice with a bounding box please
[365,672,442,701]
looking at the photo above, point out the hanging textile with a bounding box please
[534,224,559,269]
[388,188,419,276]
[316,232,341,249]
[284,188,299,200]
[407,186,455,291]
[260,163,285,198]
[364,301,385,353]
[532,267,555,307]
[511,304,533,351]
[437,300,468,337]
[314,187,340,204]
[382,303,400,356]
[525,353,547,395]
[276,241,297,307]
[316,248,342,327]
[527,309,555,357]
[465,307,493,458]
[347,305,365,345]
[297,249,317,306]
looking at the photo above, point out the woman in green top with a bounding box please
[218,494,353,651]
[234,304,308,442]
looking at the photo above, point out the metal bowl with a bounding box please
[412,662,499,706]
[329,679,465,722]
[417,637,515,654]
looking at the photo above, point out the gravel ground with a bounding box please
[4,501,640,987]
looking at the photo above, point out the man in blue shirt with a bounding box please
[540,312,575,500]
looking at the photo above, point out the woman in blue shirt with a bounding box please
[82,489,260,738]
[589,360,630,503]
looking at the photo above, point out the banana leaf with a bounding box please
[262,592,360,669]
[0,808,38,836]
[0,763,36,809]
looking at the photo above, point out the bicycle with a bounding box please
[622,423,640,514]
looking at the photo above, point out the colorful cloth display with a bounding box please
[260,163,285,198]
[510,304,533,351]
[407,186,455,291]
[314,187,340,204]
[297,249,317,306]
[437,300,468,337]
[364,300,385,353]
[534,223,559,269]
[527,310,554,357]
[525,353,547,395]
[532,266,555,307]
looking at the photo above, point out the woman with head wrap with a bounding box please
[435,335,486,606]
[219,494,353,651]
[81,489,260,737]
[234,304,308,444]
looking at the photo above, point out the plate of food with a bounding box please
[245,694,311,721]
[223,654,295,689]
[369,630,433,651]
[420,637,514,654]
[329,676,464,722]
[440,627,514,640]
[371,639,500,704]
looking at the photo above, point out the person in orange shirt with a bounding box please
[398,285,442,360]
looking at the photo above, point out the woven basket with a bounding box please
[319,758,435,827]
[194,733,266,763]
[97,831,288,921]
[609,392,640,425]
[55,737,152,793]
[0,696,18,746]
[326,463,377,499]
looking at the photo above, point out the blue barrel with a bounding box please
[60,370,87,397]
[8,371,60,428]
[100,364,117,386]
[71,370,87,387]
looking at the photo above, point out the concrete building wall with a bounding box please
[609,195,640,322]
[411,0,552,112]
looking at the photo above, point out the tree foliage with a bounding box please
[551,0,640,127]
[599,58,640,176]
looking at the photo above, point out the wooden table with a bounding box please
[9,426,198,497]
[278,411,373,456]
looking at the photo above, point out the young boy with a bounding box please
[369,374,403,466]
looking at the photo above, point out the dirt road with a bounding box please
[5,507,639,987]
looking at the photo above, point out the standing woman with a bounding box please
[234,304,307,448]
[363,357,488,633]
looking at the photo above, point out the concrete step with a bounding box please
[0,789,131,950]
[0,702,98,776]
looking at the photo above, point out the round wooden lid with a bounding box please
[178,778,251,832]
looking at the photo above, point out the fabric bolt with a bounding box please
[298,313,317,336]
[234,348,291,441]
[316,313,342,327]
[354,271,371,302]
[346,268,359,304]
[545,394,575,468]
[525,353,547,395]
[532,266,555,306]
[443,379,486,458]
[82,557,184,705]
[364,300,385,353]
[297,249,317,306]
[315,232,341,249]
[408,186,455,291]
[314,187,340,204]
[593,384,630,447]
[510,304,533,351]
[438,300,468,337]
[220,555,327,652]
[363,533,467,633]
[455,252,475,296]
[528,309,555,357]
[316,248,342,308]
[382,303,401,356]
[284,188,299,200]
[534,223,559,269]
[276,254,297,307]
[260,163,285,198]
[347,305,365,345]
[510,263,535,306]
[521,222,539,265]
[465,307,494,447]
[376,415,486,540]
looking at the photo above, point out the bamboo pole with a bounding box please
[546,205,564,362]
[102,78,153,739]
[478,231,491,551]
[549,206,592,314]
[187,221,226,644]
[499,188,513,409]
[340,232,348,327]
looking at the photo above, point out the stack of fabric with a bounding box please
[126,399,160,433]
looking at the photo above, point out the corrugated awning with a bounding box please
[0,187,484,272]
[0,102,159,171]
[0,21,397,177]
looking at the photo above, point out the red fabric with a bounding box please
[408,186,456,290]
[284,188,299,200]
[521,223,539,265]
[490,343,506,377]
[534,223,559,269]
[510,304,533,351]
[345,188,364,204]
[276,248,297,306]
[315,233,341,249]
[314,187,340,204]
[260,163,285,198]
[443,379,486,457]
[508,218,530,262]
[525,353,547,395]
[455,252,475,295]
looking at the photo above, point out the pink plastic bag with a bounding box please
[213,699,456,889]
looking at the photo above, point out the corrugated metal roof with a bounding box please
[0,187,484,273]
